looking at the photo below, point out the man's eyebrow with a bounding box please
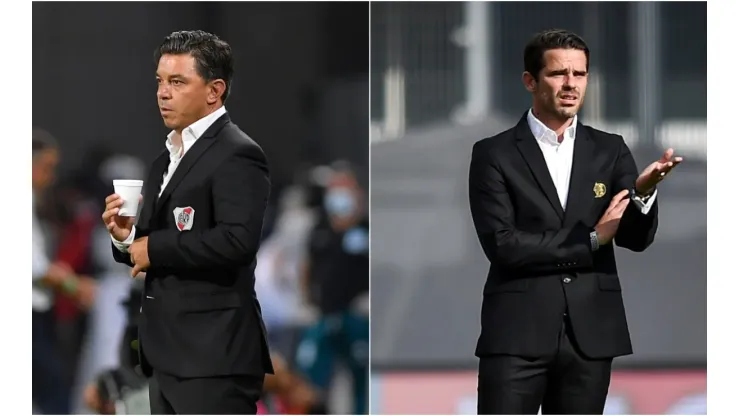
[155,73,186,79]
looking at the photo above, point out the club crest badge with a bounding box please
[173,206,195,231]
[593,182,606,198]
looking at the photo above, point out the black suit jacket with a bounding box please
[112,113,274,378]
[468,112,658,360]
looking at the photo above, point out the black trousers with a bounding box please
[149,369,264,415]
[32,310,71,415]
[477,315,613,415]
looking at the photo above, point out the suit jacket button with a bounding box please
[563,277,572,284]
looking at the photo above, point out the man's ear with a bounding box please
[207,79,226,105]
[522,71,537,93]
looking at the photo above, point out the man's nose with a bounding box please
[562,75,575,88]
[157,86,171,100]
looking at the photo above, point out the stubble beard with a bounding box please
[555,105,579,120]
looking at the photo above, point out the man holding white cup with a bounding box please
[100,30,273,414]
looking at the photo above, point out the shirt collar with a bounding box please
[165,106,227,156]
[527,108,577,146]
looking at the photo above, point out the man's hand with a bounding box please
[45,261,74,286]
[594,189,631,246]
[129,236,150,277]
[635,148,683,195]
[84,382,115,415]
[102,193,140,242]
[75,276,97,311]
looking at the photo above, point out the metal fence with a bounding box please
[370,1,707,158]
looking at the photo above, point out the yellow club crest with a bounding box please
[593,182,606,198]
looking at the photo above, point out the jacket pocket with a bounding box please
[177,291,242,312]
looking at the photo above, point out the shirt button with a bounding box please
[563,277,572,284]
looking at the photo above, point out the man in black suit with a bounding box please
[101,30,273,414]
[468,29,683,415]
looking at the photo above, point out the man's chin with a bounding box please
[556,107,579,119]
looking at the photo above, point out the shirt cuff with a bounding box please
[111,226,137,253]
[631,189,658,215]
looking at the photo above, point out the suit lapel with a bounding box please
[153,113,230,217]
[515,114,565,220]
[137,150,169,229]
[563,123,595,226]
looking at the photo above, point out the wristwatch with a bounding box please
[589,230,599,252]
[631,187,654,203]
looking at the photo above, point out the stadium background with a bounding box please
[33,2,368,414]
[370,1,707,414]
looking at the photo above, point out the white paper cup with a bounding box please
[113,180,144,217]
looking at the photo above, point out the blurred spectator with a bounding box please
[295,162,369,415]
[256,184,320,358]
[51,149,118,395]
[32,128,96,414]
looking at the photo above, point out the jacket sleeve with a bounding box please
[147,144,270,269]
[612,138,659,252]
[468,141,594,275]
[111,243,135,268]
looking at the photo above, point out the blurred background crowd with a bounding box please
[370,1,706,414]
[32,2,368,414]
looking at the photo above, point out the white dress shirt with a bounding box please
[32,193,53,311]
[526,109,656,214]
[112,106,227,252]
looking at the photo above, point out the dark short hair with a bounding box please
[154,30,234,102]
[32,127,58,157]
[524,29,589,80]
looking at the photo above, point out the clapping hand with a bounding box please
[635,148,683,195]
